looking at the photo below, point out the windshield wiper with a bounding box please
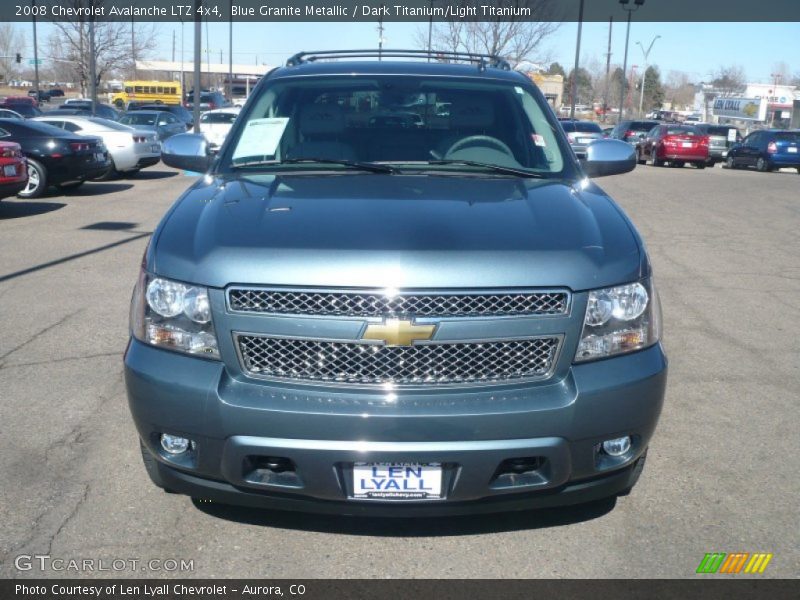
[231,158,399,174]
[424,160,544,178]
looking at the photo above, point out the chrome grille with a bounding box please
[236,335,560,386]
[228,289,569,317]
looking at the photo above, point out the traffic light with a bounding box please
[15,53,21,63]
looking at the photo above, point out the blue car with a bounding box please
[125,50,667,515]
[726,129,800,172]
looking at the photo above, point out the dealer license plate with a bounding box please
[681,142,693,148]
[3,165,16,177]
[352,463,442,500]
[788,147,797,153]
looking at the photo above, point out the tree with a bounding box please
[546,62,566,77]
[0,23,25,82]
[564,67,593,106]
[45,1,158,95]
[709,65,746,97]
[608,67,628,110]
[418,0,560,66]
[664,70,696,110]
[641,65,665,111]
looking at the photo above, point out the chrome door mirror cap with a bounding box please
[161,133,212,173]
[580,139,637,178]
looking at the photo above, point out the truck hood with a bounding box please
[152,173,645,291]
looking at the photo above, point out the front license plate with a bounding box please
[352,463,442,500]
[788,147,797,153]
[3,165,16,177]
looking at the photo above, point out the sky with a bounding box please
[26,20,800,85]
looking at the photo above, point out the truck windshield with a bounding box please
[223,75,567,176]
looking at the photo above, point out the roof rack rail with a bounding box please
[286,49,511,71]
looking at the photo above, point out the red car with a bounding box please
[636,124,710,169]
[0,141,28,200]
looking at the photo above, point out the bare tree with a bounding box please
[0,23,26,82]
[416,0,561,66]
[709,65,746,97]
[664,70,696,109]
[44,1,158,95]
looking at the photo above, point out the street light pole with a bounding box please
[89,19,96,116]
[32,0,40,99]
[618,0,645,122]
[636,35,660,118]
[569,0,585,120]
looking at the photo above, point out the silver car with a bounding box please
[34,115,160,177]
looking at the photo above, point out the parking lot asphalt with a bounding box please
[0,164,798,579]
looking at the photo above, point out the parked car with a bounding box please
[34,115,160,179]
[119,110,186,142]
[128,103,194,129]
[184,90,229,112]
[559,120,604,158]
[0,102,43,119]
[692,124,742,166]
[28,90,51,103]
[51,101,120,121]
[5,95,38,107]
[609,120,660,144]
[126,50,666,515]
[0,119,110,198]
[0,109,24,120]
[726,129,800,172]
[0,141,28,200]
[636,124,709,168]
[197,107,240,151]
[48,88,65,98]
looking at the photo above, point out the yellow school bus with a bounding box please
[110,81,182,108]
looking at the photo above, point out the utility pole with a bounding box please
[377,7,385,61]
[569,0,585,120]
[32,0,40,99]
[89,19,96,116]
[172,29,176,62]
[193,0,201,133]
[229,0,233,100]
[131,18,136,79]
[603,17,613,123]
[427,0,433,61]
[618,0,645,122]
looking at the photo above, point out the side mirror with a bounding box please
[161,133,212,173]
[580,139,636,178]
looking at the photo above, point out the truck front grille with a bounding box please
[228,289,569,318]
[236,335,560,386]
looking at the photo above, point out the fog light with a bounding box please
[160,434,190,455]
[602,436,632,457]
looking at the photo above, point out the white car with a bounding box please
[33,115,160,178]
[0,108,24,120]
[198,107,240,152]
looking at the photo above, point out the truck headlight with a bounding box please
[130,271,219,358]
[575,279,661,362]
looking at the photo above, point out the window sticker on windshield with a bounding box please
[532,134,546,147]
[232,118,289,160]
[727,129,737,142]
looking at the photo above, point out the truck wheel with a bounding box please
[18,159,47,198]
[139,439,177,493]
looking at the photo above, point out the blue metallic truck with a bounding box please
[124,50,667,515]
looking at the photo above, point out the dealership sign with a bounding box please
[712,97,767,121]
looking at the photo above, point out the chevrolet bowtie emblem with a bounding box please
[362,319,436,347]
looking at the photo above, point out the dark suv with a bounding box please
[184,91,229,112]
[126,50,666,515]
[610,120,660,144]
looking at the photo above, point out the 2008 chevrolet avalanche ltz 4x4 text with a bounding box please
[124,50,667,516]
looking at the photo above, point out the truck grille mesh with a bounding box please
[228,289,569,317]
[236,335,560,386]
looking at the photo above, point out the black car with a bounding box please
[0,102,43,119]
[0,119,110,198]
[48,89,65,98]
[184,90,229,112]
[609,120,660,144]
[128,103,194,129]
[58,100,119,121]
